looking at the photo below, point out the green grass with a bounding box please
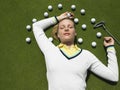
[0,0,120,90]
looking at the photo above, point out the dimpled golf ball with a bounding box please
[48,5,53,11]
[80,9,85,15]
[71,5,76,10]
[32,18,37,23]
[26,37,31,43]
[82,24,87,30]
[58,3,62,9]
[78,38,83,44]
[26,25,31,31]
[44,12,49,18]
[91,41,97,47]
[91,18,96,24]
[48,37,53,42]
[74,18,79,24]
[96,32,102,38]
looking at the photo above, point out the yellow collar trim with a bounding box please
[57,43,81,57]
[57,43,80,50]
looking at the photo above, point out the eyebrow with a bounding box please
[59,24,73,27]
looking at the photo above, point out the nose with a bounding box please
[64,27,69,31]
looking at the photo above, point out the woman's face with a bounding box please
[57,19,76,44]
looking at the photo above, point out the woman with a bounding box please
[33,12,119,90]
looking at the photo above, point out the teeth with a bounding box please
[64,33,70,35]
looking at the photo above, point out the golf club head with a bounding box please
[93,21,105,29]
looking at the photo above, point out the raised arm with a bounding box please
[33,17,58,31]
[32,12,74,53]
[32,17,58,53]
[33,12,74,35]
[89,37,119,82]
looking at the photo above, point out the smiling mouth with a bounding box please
[64,33,70,36]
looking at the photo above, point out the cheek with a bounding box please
[57,30,62,38]
[71,29,76,35]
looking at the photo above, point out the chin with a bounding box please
[63,39,73,43]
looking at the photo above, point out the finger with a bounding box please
[105,39,111,43]
[68,12,74,19]
[104,37,115,45]
[65,11,69,16]
[69,12,74,17]
[104,37,111,41]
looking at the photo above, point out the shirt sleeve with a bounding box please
[32,17,58,53]
[89,46,119,82]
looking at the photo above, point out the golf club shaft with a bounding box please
[103,25,120,45]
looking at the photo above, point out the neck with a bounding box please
[62,41,75,48]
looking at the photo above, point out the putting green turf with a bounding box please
[0,0,120,90]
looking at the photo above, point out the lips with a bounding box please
[63,33,70,36]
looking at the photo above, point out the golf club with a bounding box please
[93,21,105,29]
[93,21,120,46]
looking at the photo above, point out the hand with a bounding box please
[57,12,74,21]
[104,37,114,47]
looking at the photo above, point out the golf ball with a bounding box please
[82,24,87,30]
[74,18,79,24]
[67,13,71,17]
[91,18,96,24]
[71,5,76,10]
[32,18,37,23]
[58,3,62,9]
[91,41,97,47]
[80,9,85,15]
[78,38,83,44]
[48,37,53,42]
[26,25,31,31]
[48,5,53,11]
[26,37,31,43]
[44,12,49,18]
[96,32,102,38]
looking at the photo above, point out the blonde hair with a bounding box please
[51,24,59,40]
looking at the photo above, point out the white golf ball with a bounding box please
[26,37,31,43]
[44,12,49,18]
[82,24,87,30]
[26,25,31,31]
[91,41,97,47]
[74,18,79,24]
[91,18,96,24]
[48,37,53,42]
[96,32,102,38]
[32,18,37,23]
[48,5,53,11]
[67,13,71,17]
[80,9,85,15]
[71,5,76,10]
[78,38,83,44]
[58,3,62,9]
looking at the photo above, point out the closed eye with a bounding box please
[59,25,64,29]
[69,26,73,29]
[68,25,74,29]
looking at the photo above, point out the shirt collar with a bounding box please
[57,43,80,51]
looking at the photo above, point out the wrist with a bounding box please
[56,16,62,21]
[105,45,114,48]
[55,16,59,23]
[106,45,115,52]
